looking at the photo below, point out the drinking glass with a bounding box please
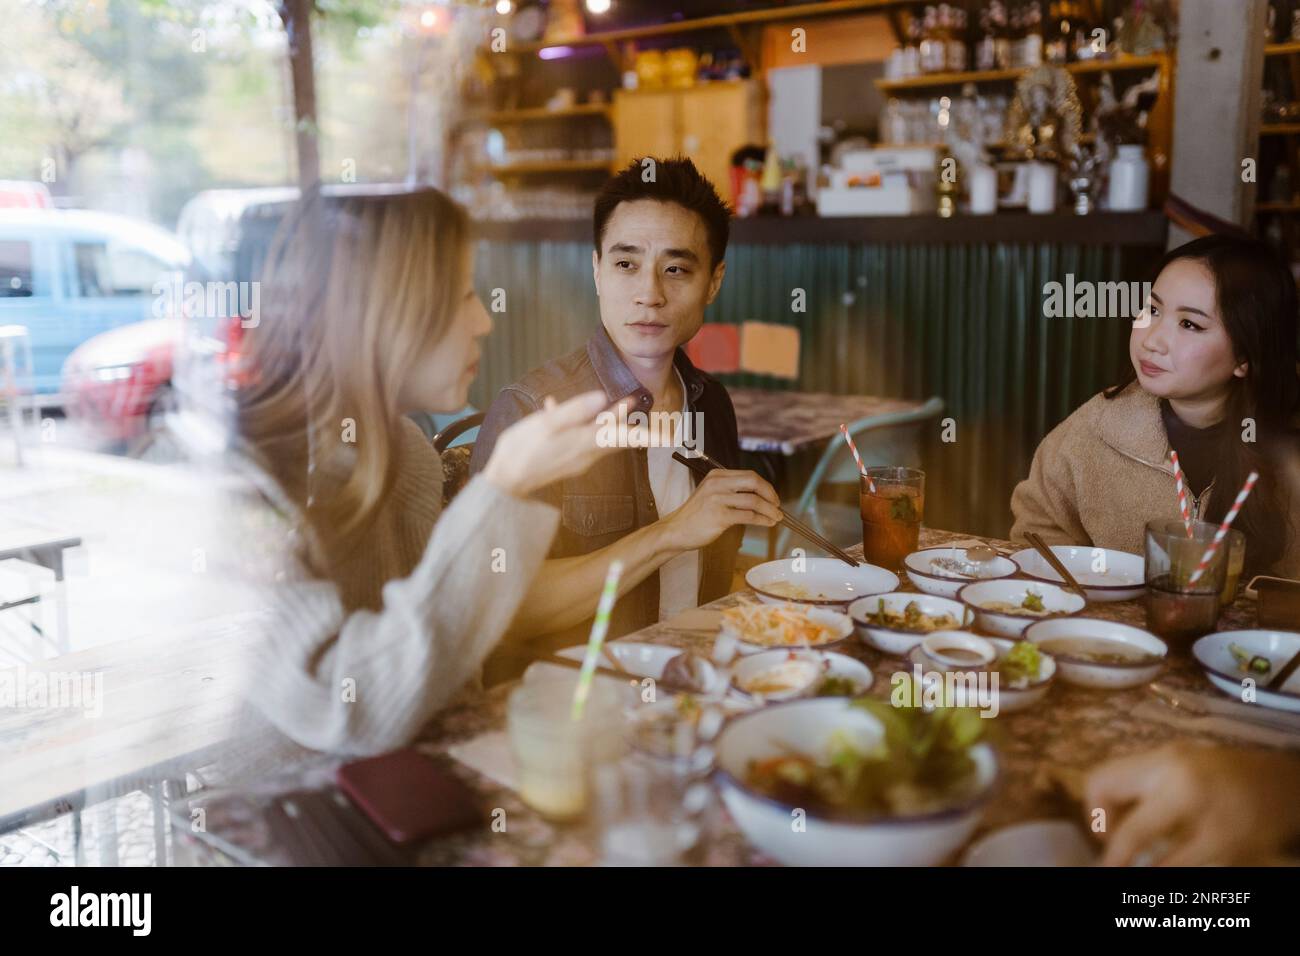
[1219,529,1246,607]
[1144,519,1228,647]
[589,754,713,866]
[860,466,925,570]
[506,673,625,822]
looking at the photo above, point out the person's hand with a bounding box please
[1084,742,1300,866]
[483,391,626,498]
[660,468,782,552]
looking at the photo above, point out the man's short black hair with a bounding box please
[593,157,730,267]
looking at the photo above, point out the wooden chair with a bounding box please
[432,412,485,508]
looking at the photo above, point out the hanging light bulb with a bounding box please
[586,0,612,14]
[495,0,513,14]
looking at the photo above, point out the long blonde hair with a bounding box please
[238,188,470,560]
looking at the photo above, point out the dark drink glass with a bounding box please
[1144,519,1227,648]
[860,467,924,570]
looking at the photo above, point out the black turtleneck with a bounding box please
[1160,400,1227,498]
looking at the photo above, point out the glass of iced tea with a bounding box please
[1144,519,1228,649]
[1219,529,1246,607]
[860,467,925,570]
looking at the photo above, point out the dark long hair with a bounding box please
[1104,235,1300,573]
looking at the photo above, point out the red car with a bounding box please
[61,311,246,456]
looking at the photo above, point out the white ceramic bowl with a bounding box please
[1024,617,1166,689]
[958,580,1086,639]
[746,557,899,608]
[811,652,874,697]
[963,821,1098,866]
[714,697,998,866]
[720,604,855,655]
[907,637,1057,713]
[1192,629,1300,713]
[731,649,828,702]
[1010,545,1145,602]
[848,592,973,657]
[904,547,1019,599]
[921,632,997,669]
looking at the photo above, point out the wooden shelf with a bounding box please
[488,159,614,176]
[1266,42,1300,57]
[1261,124,1300,136]
[480,104,611,123]
[874,54,1167,93]
[1257,200,1300,211]
[506,0,903,54]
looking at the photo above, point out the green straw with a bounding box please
[571,559,624,721]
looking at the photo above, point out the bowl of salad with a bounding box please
[714,694,998,866]
[848,592,972,656]
[958,580,1085,638]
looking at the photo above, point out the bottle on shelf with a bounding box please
[919,5,947,74]
[1021,1,1045,68]
[1009,2,1025,68]
[1045,1,1073,65]
[990,1,1013,69]
[902,10,922,77]
[976,5,997,71]
[1072,1,1098,61]
[947,6,968,73]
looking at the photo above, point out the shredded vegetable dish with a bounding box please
[722,602,845,647]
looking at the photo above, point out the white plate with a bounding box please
[958,579,1087,638]
[847,592,972,657]
[720,604,856,654]
[963,821,1098,867]
[904,547,1018,599]
[746,557,898,608]
[1010,545,1145,602]
[1192,629,1300,714]
[1024,618,1166,689]
[906,637,1057,713]
[530,642,724,696]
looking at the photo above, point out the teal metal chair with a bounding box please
[767,396,946,558]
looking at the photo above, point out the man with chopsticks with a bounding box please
[471,158,782,682]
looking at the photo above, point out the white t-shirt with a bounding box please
[646,369,701,620]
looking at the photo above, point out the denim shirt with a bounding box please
[469,326,743,673]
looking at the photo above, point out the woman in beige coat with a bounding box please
[1012,235,1300,579]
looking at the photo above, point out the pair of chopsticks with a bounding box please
[539,652,700,695]
[670,451,860,568]
[1024,531,1087,598]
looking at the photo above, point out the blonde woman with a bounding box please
[229,188,619,758]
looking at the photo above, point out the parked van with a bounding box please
[0,208,191,401]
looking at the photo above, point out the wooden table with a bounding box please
[729,388,924,456]
[173,527,1277,867]
[0,525,82,655]
[0,613,260,838]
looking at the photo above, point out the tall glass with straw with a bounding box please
[506,561,627,822]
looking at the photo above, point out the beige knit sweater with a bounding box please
[222,418,560,767]
[1010,382,1300,578]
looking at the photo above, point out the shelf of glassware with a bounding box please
[874,53,1169,93]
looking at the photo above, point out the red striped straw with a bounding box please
[1168,450,1193,537]
[1187,471,1258,586]
[840,424,876,493]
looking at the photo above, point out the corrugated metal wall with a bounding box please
[471,238,1156,538]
